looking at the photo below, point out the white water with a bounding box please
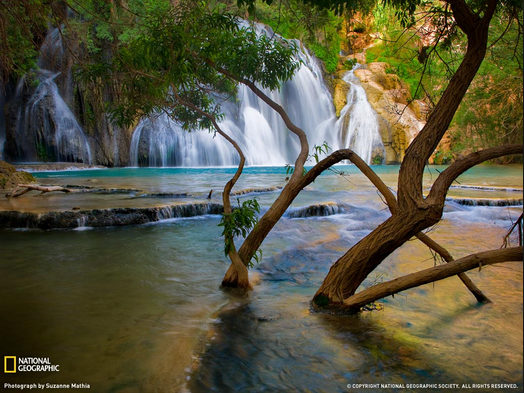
[10,28,92,164]
[11,26,385,167]
[130,48,386,167]
[335,65,385,164]
[130,43,342,167]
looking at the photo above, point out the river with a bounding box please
[0,164,522,392]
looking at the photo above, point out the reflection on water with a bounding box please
[0,220,229,392]
[0,165,522,392]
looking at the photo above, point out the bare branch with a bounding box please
[7,184,72,199]
[501,213,524,248]
[198,54,310,179]
[427,144,523,205]
[343,247,523,311]
[171,89,251,288]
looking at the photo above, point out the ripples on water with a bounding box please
[0,165,522,392]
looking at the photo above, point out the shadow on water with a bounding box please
[187,296,453,393]
[188,286,521,393]
[188,215,523,393]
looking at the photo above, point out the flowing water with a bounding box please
[335,66,385,164]
[129,51,386,168]
[9,25,385,167]
[0,165,522,392]
[129,45,339,167]
[9,28,92,164]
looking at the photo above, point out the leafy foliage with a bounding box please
[219,198,261,266]
[451,9,523,160]
[310,140,331,163]
[285,141,330,180]
[237,0,342,73]
[0,0,51,80]
[72,1,300,129]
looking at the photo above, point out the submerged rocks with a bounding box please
[13,163,106,172]
[289,202,348,218]
[445,197,523,207]
[229,187,283,197]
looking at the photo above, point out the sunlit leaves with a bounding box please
[219,198,262,266]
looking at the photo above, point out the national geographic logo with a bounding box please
[4,357,16,373]
[4,357,59,373]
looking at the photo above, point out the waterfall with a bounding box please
[130,115,239,167]
[130,43,340,167]
[7,28,92,164]
[5,26,385,166]
[335,65,385,164]
[130,48,385,167]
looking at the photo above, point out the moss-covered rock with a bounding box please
[0,161,36,189]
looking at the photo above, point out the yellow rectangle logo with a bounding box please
[4,356,16,373]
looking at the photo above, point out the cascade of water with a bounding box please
[130,115,239,167]
[130,41,340,167]
[37,27,64,72]
[8,28,92,164]
[335,65,385,164]
[130,46,387,167]
[13,70,92,163]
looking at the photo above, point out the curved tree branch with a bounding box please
[427,144,523,205]
[305,150,491,302]
[398,0,496,211]
[343,246,523,311]
[446,0,480,37]
[199,54,310,179]
[235,149,389,263]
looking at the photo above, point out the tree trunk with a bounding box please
[312,0,504,310]
[7,184,72,198]
[313,207,442,306]
[171,91,252,289]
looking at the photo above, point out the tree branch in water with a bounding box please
[343,247,523,311]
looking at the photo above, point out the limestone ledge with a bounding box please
[0,203,224,230]
[14,162,106,172]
